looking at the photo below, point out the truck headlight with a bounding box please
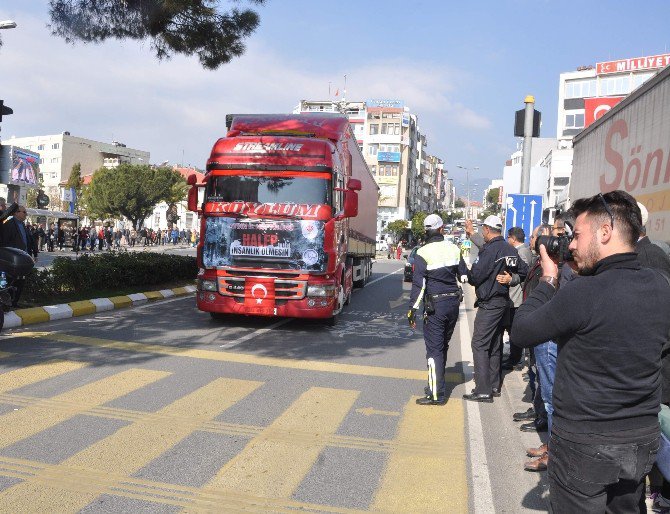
[306,284,337,297]
[198,279,218,292]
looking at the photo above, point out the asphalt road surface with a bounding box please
[0,257,549,513]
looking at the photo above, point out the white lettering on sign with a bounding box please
[206,202,327,219]
[232,143,304,152]
[597,53,670,75]
[230,241,291,258]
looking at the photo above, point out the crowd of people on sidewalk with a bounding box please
[408,190,670,513]
[65,226,200,253]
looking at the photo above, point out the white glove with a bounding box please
[460,275,468,283]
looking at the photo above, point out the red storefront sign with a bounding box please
[596,54,670,75]
[584,96,625,127]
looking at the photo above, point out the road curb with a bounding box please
[4,285,197,329]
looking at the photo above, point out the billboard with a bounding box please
[377,151,401,163]
[10,147,40,186]
[596,53,670,75]
[365,99,404,109]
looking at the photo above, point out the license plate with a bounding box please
[246,306,275,316]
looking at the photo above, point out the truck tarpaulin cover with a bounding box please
[203,217,327,271]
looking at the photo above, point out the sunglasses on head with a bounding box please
[597,193,615,230]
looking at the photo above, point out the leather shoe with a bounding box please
[492,388,501,397]
[513,407,535,422]
[462,392,493,403]
[416,395,446,406]
[524,453,548,472]
[526,443,548,458]
[520,418,548,432]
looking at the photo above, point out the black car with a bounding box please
[404,246,419,282]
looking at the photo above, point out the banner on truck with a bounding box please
[202,217,327,271]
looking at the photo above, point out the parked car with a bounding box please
[376,240,388,252]
[404,246,419,282]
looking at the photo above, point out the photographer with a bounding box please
[512,190,670,512]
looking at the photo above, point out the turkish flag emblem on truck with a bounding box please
[244,277,276,314]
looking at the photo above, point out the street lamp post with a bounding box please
[457,165,478,219]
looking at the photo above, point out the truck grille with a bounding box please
[217,277,306,299]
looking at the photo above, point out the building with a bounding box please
[143,167,204,233]
[294,99,446,236]
[545,52,669,216]
[5,132,149,209]
[483,179,504,211]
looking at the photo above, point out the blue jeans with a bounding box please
[535,340,557,434]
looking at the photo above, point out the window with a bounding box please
[565,112,585,129]
[632,72,654,90]
[565,78,597,99]
[369,124,379,135]
[52,143,60,150]
[37,144,45,151]
[370,165,377,175]
[381,123,400,135]
[553,177,570,187]
[368,144,379,156]
[50,157,59,163]
[380,144,400,153]
[600,76,630,96]
[206,175,331,205]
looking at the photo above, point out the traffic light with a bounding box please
[0,100,13,123]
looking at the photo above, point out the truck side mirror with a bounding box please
[343,190,358,218]
[187,174,197,186]
[187,184,200,213]
[347,178,362,191]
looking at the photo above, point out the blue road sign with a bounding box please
[504,194,543,240]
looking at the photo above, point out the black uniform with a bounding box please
[409,234,468,402]
[467,235,528,395]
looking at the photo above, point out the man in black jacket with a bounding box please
[0,205,35,307]
[463,215,528,403]
[636,202,670,277]
[512,190,670,513]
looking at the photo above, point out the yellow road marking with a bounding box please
[0,368,168,450]
[0,455,366,513]
[0,360,86,394]
[371,397,468,513]
[108,296,132,308]
[0,378,262,513]
[0,352,13,359]
[15,308,49,325]
[16,331,465,382]
[204,387,359,500]
[143,291,164,301]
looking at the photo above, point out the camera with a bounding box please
[535,235,573,262]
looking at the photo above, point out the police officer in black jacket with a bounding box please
[408,214,468,405]
[463,215,528,403]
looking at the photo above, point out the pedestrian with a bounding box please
[499,226,533,370]
[513,190,670,512]
[47,223,55,252]
[130,228,137,247]
[98,227,105,251]
[89,228,97,252]
[0,205,35,307]
[636,202,670,276]
[462,215,528,403]
[408,214,468,405]
[396,241,403,260]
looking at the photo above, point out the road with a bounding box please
[0,257,549,513]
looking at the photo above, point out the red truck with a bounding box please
[187,114,378,323]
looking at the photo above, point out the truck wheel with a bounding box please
[354,257,370,288]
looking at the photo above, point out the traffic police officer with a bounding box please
[463,215,529,403]
[408,214,468,405]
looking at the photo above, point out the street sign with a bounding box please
[504,194,543,240]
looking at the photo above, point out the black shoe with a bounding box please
[492,388,501,397]
[462,392,493,403]
[520,418,548,432]
[416,395,446,406]
[513,408,535,421]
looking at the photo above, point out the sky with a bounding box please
[1,1,669,202]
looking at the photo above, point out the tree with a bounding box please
[486,187,501,214]
[385,220,408,241]
[410,211,428,239]
[85,164,186,229]
[454,198,465,208]
[64,162,85,215]
[35,0,267,69]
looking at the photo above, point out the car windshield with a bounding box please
[206,175,331,205]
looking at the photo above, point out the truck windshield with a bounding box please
[207,175,331,205]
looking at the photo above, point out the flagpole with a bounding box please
[343,74,347,102]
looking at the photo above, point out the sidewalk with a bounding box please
[3,285,197,329]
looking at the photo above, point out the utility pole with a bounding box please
[520,95,535,194]
[457,165,478,219]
